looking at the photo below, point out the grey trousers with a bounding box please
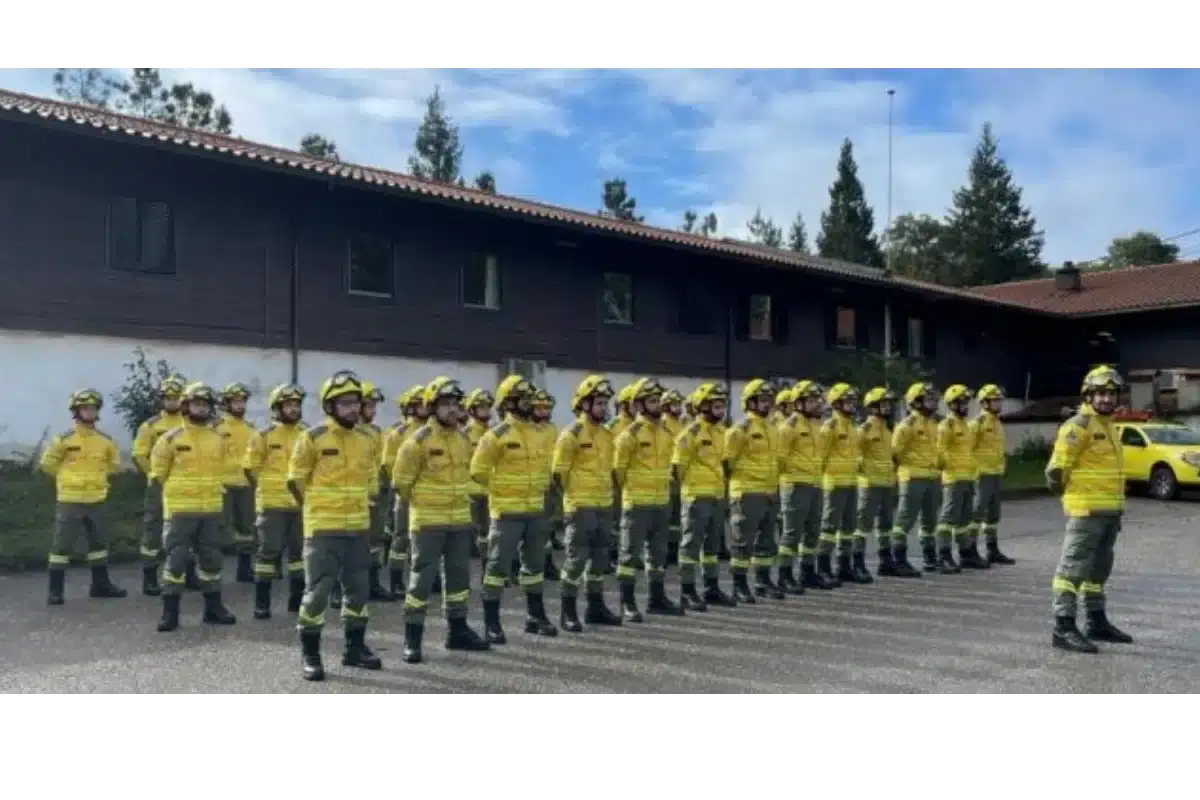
[296,533,372,634]
[974,474,1003,545]
[482,514,549,599]
[1052,513,1121,618]
[161,512,223,595]
[223,486,255,553]
[856,485,896,554]
[729,493,778,575]
[938,479,976,547]
[616,504,671,585]
[560,507,614,597]
[679,496,724,583]
[388,498,410,568]
[140,481,164,564]
[254,509,304,580]
[404,525,473,623]
[892,478,939,551]
[779,483,822,566]
[820,486,858,556]
[48,502,109,569]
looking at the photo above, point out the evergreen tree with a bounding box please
[699,212,718,237]
[473,171,497,193]
[300,133,340,161]
[51,69,121,108]
[884,213,951,282]
[1106,230,1179,269]
[682,210,698,233]
[600,178,643,222]
[408,86,464,184]
[816,139,884,266]
[787,211,808,253]
[746,207,783,248]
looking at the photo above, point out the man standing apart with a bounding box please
[1046,366,1132,653]
[216,382,257,584]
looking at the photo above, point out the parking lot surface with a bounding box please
[1,496,1197,693]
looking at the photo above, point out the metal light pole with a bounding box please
[883,88,896,393]
[886,87,895,274]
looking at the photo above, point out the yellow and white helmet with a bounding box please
[826,382,858,405]
[741,378,774,411]
[631,377,666,401]
[360,381,385,404]
[572,374,614,410]
[495,375,535,406]
[943,384,973,405]
[904,381,937,408]
[863,386,896,407]
[423,376,465,407]
[977,384,1005,402]
[68,388,103,411]
[268,383,305,408]
[1081,365,1124,395]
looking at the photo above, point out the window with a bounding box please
[835,306,856,348]
[603,271,634,325]
[347,233,394,297]
[907,317,925,358]
[748,294,773,341]
[108,197,176,274]
[1120,427,1147,447]
[462,253,501,309]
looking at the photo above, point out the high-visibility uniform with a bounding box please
[969,410,1007,549]
[936,414,976,549]
[724,414,781,575]
[40,423,121,568]
[382,419,415,571]
[855,415,896,554]
[554,417,616,597]
[133,410,184,563]
[358,420,388,564]
[818,411,859,557]
[215,414,256,554]
[613,415,674,585]
[890,412,940,552]
[244,420,306,580]
[672,417,725,584]
[778,414,823,567]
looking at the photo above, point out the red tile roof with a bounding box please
[967,260,1200,316]
[0,87,1046,313]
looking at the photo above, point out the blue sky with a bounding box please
[4,68,1199,264]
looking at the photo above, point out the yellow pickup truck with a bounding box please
[1114,420,1200,500]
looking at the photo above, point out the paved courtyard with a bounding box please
[1,496,1198,693]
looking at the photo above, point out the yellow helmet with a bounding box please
[1082,365,1124,394]
[182,382,219,404]
[397,384,424,410]
[977,384,1005,401]
[904,381,937,407]
[534,388,555,408]
[693,382,728,407]
[360,381,385,404]
[662,388,684,406]
[69,388,103,411]
[775,386,795,406]
[572,374,614,410]
[465,389,495,410]
[496,374,535,406]
[631,377,666,401]
[826,382,857,405]
[863,386,896,407]
[616,383,638,407]
[423,376,465,406]
[943,384,972,405]
[159,374,187,396]
[319,371,364,404]
[792,380,824,402]
[741,378,774,410]
[268,383,305,408]
[220,382,251,402]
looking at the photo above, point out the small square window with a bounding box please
[836,306,856,348]
[907,317,925,358]
[108,197,176,274]
[603,272,634,325]
[347,233,394,297]
[462,253,501,309]
[748,294,773,341]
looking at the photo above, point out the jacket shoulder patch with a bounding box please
[629,420,644,434]
[491,421,511,437]
[686,421,702,436]
[568,421,584,436]
[413,426,433,443]
[1066,413,1090,430]
[306,424,330,440]
[163,427,186,443]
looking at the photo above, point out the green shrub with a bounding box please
[1012,434,1053,463]
[817,351,933,396]
[110,347,181,437]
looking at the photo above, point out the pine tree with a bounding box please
[787,211,808,253]
[473,171,497,193]
[408,86,464,184]
[816,139,884,267]
[600,179,643,222]
[51,69,121,107]
[943,123,1044,286]
[300,134,340,161]
[699,212,718,237]
[682,210,698,233]
[746,208,783,248]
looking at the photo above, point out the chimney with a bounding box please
[1055,261,1082,291]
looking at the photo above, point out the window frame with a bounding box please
[345,232,395,298]
[461,252,502,310]
[747,293,773,342]
[1120,427,1147,447]
[107,196,177,276]
[835,305,857,349]
[602,271,635,326]
[906,316,925,359]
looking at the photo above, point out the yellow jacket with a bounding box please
[358,421,384,498]
[819,411,859,489]
[663,415,683,440]
[672,418,725,500]
[532,421,557,492]
[214,415,255,488]
[553,417,614,511]
[150,421,230,516]
[892,413,939,482]
[779,414,822,487]
[607,413,635,440]
[380,420,414,482]
[464,417,490,497]
[244,421,307,512]
[469,415,548,518]
[392,422,472,529]
[287,419,377,537]
[39,423,120,504]
[724,414,781,498]
[857,416,895,487]
[613,414,673,507]
[970,412,1007,476]
[937,414,976,482]
[1049,406,1124,517]
[132,411,184,474]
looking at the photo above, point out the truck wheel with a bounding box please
[1150,465,1179,501]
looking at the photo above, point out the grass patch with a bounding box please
[0,462,145,571]
[1004,458,1046,491]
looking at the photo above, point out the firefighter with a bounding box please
[40,389,127,605]
[971,384,1016,566]
[818,383,864,586]
[288,371,382,681]
[244,383,308,620]
[357,380,394,602]
[935,384,977,572]
[150,382,238,632]
[672,382,735,609]
[890,382,941,577]
[381,385,427,598]
[609,384,638,439]
[856,387,898,580]
[532,389,562,581]
[215,382,256,584]
[661,388,685,568]
[393,377,491,663]
[472,375,558,643]
[553,374,623,631]
[132,373,187,597]
[723,378,784,602]
[1047,366,1132,653]
[779,380,828,589]
[463,389,495,562]
[772,384,795,427]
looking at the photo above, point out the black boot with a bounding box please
[431,573,443,594]
[850,552,875,584]
[403,622,425,663]
[1085,610,1134,644]
[835,553,856,584]
[329,582,343,609]
[542,553,559,582]
[921,543,940,573]
[369,565,395,602]
[287,574,305,613]
[876,549,897,577]
[157,593,181,632]
[777,564,805,595]
[732,572,757,604]
[445,616,490,651]
[47,569,65,606]
[620,582,644,623]
[816,554,841,588]
[389,566,407,600]
[647,579,685,616]
[524,593,559,636]
[937,547,962,575]
[236,553,255,584]
[754,567,785,600]
[88,564,127,598]
[342,626,383,670]
[300,630,325,681]
[483,598,506,644]
[202,591,237,625]
[584,592,623,625]
[959,543,990,570]
[1052,615,1098,653]
[891,545,922,578]
[680,582,708,612]
[184,560,201,591]
[254,580,273,620]
[142,565,162,597]
[560,595,584,632]
[987,541,1016,566]
[799,561,823,590]
[702,577,736,607]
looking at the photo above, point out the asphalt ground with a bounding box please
[1,495,1198,693]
